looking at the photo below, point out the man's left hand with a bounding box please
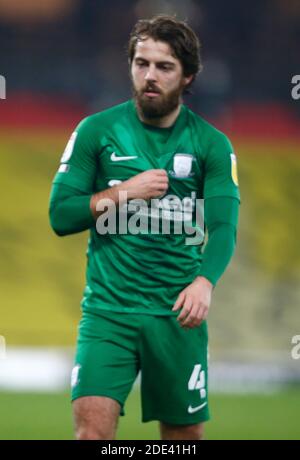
[172,276,213,329]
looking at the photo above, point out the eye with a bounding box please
[158,65,172,72]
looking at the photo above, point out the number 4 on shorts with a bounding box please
[188,364,206,398]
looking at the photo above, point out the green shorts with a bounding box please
[71,309,210,425]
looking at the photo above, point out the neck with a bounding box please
[135,102,182,128]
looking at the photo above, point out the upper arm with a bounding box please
[203,131,240,201]
[204,196,240,231]
[51,116,99,194]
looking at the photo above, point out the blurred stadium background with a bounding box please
[0,0,300,440]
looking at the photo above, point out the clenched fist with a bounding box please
[120,169,169,200]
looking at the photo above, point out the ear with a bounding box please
[183,74,194,87]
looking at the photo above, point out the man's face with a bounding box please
[131,37,192,119]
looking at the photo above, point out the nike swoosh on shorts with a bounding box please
[187,402,207,414]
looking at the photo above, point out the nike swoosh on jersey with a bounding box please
[110,152,138,162]
[187,402,207,414]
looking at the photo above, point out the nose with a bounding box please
[144,64,157,82]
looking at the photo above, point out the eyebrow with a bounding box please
[134,57,176,67]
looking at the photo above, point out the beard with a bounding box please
[132,81,185,119]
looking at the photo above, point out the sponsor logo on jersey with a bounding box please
[169,153,195,178]
[98,184,204,245]
[108,179,122,187]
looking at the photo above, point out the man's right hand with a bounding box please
[119,169,169,200]
[90,169,169,219]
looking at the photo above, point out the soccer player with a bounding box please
[49,15,240,440]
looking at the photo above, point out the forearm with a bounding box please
[50,195,95,236]
[49,183,129,236]
[49,183,94,236]
[198,222,236,286]
[198,196,239,286]
[90,184,129,219]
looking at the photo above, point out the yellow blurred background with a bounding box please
[0,0,299,440]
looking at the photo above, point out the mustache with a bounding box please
[143,84,161,94]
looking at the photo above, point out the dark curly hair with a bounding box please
[127,15,202,92]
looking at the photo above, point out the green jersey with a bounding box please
[51,99,240,315]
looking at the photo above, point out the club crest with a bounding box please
[169,153,194,178]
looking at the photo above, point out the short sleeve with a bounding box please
[203,131,240,201]
[51,116,99,193]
